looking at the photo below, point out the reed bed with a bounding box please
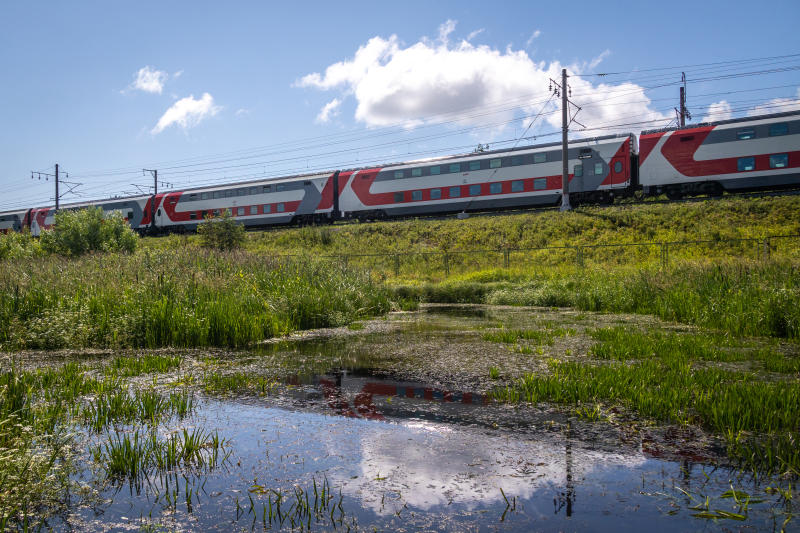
[0,248,390,349]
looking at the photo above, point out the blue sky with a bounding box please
[2,0,799,211]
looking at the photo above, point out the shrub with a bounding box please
[197,211,245,250]
[39,207,138,256]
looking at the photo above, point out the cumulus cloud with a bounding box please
[295,21,669,136]
[132,66,168,94]
[701,100,733,122]
[316,98,342,123]
[747,88,800,117]
[151,93,220,134]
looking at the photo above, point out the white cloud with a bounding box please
[747,88,800,117]
[151,93,220,134]
[235,108,250,117]
[588,49,611,70]
[316,98,341,123]
[295,22,668,136]
[701,100,733,122]
[466,28,484,41]
[173,70,184,79]
[525,30,541,48]
[132,66,168,94]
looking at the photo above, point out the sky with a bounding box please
[1,0,799,211]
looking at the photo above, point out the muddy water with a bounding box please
[52,307,795,530]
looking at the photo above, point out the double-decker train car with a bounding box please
[639,110,799,198]
[1,110,797,235]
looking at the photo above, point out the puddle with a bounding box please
[8,306,797,531]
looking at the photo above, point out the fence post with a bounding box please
[763,238,770,260]
[576,247,583,268]
[660,243,668,270]
[503,249,510,269]
[443,253,450,277]
[394,254,400,277]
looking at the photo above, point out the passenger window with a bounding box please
[201,192,209,200]
[263,185,271,193]
[237,207,245,216]
[394,192,404,203]
[213,209,220,216]
[250,187,259,195]
[250,206,257,215]
[490,159,501,169]
[533,153,546,164]
[769,123,789,136]
[411,190,422,201]
[430,188,442,199]
[511,180,524,192]
[534,178,547,190]
[449,186,461,198]
[430,166,441,175]
[411,168,422,177]
[469,184,481,196]
[276,184,286,192]
[770,154,788,168]
[489,182,502,194]
[238,189,247,197]
[263,205,271,213]
[394,170,404,179]
[511,156,522,166]
[737,157,755,171]
[574,164,583,177]
[737,129,755,140]
[594,163,603,175]
[614,161,623,173]
[277,203,285,212]
[190,212,197,220]
[449,163,461,173]
[469,161,481,171]
[225,190,233,198]
[213,191,221,199]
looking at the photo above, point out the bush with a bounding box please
[197,211,246,250]
[39,207,138,256]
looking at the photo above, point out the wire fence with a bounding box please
[302,234,800,279]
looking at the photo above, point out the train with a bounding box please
[1,110,798,235]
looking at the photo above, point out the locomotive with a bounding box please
[1,110,797,235]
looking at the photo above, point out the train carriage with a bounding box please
[0,209,31,233]
[639,110,800,198]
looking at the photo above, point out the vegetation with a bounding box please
[0,249,390,349]
[197,210,246,250]
[40,206,138,256]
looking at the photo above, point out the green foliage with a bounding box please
[0,230,41,260]
[39,206,138,256]
[197,211,246,250]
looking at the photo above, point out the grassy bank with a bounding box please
[0,249,389,350]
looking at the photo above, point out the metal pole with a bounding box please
[560,68,571,211]
[54,163,59,212]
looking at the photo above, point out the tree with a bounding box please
[197,210,246,250]
[40,206,138,256]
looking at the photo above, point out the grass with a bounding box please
[0,248,390,349]
[493,327,800,476]
[202,371,279,396]
[483,326,575,345]
[82,388,194,431]
[106,354,183,377]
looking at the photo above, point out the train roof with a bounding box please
[641,109,800,135]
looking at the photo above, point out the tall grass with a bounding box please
[0,248,390,349]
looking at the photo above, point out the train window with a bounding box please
[680,135,695,142]
[449,186,461,198]
[276,184,287,192]
[490,158,501,169]
[277,203,285,212]
[430,188,442,199]
[394,170,405,179]
[411,168,422,177]
[593,163,603,175]
[534,178,547,190]
[238,189,247,197]
[411,190,422,201]
[469,161,481,171]
[213,191,221,199]
[578,148,592,159]
[511,156,522,166]
[511,180,524,192]
[469,184,481,196]
[127,210,133,219]
[263,185,271,193]
[225,208,232,216]
[769,123,789,137]
[250,187,259,195]
[189,193,197,200]
[430,165,441,175]
[226,190,234,198]
[574,164,583,177]
[770,154,789,168]
[449,163,462,173]
[237,207,245,216]
[489,182,502,194]
[157,208,161,217]
[614,161,623,173]
[533,153,547,164]
[304,181,311,185]
[263,204,271,213]
[737,129,755,140]
[737,157,755,171]
[250,206,257,215]
[201,210,208,218]
[201,192,209,200]
[394,192,404,202]
[190,212,197,220]
[213,209,220,216]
